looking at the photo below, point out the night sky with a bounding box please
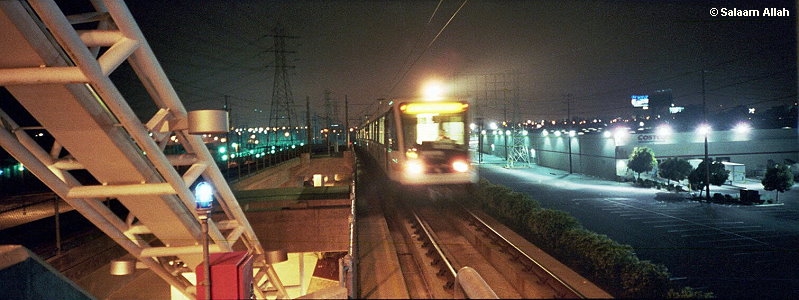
[123,0,796,126]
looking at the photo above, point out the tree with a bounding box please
[688,159,730,199]
[762,163,794,202]
[658,157,693,185]
[628,147,657,180]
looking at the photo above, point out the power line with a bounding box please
[386,1,444,98]
[387,0,469,97]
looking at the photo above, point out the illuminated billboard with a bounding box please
[630,95,649,108]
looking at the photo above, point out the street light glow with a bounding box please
[697,124,712,136]
[732,122,752,141]
[733,122,751,134]
[420,79,449,100]
[613,127,628,138]
[655,124,673,136]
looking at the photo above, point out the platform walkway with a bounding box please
[353,176,410,299]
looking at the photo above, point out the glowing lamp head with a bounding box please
[420,79,450,101]
[733,122,751,134]
[613,127,629,139]
[697,124,712,136]
[194,182,214,210]
[655,124,673,136]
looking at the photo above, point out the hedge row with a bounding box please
[467,179,712,298]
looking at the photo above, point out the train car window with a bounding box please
[386,111,398,150]
[378,117,385,144]
[372,121,377,141]
[369,122,375,141]
[402,110,466,150]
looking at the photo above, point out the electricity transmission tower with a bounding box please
[267,24,299,146]
[507,131,530,168]
[458,72,530,167]
[323,89,341,152]
[323,89,339,130]
[504,73,530,168]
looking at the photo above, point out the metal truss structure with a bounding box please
[506,129,530,168]
[267,24,298,146]
[0,1,286,298]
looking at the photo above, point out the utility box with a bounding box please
[196,251,253,300]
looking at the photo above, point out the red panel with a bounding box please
[196,251,253,300]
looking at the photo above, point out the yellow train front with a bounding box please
[357,99,477,186]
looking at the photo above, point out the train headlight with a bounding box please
[405,160,424,175]
[452,160,469,173]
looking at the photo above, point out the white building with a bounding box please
[481,127,798,182]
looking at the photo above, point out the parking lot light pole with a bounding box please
[704,131,710,200]
[701,70,711,201]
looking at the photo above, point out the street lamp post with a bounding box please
[701,70,711,200]
[185,109,228,300]
[568,130,575,174]
[194,182,214,300]
[566,94,573,174]
[703,131,711,200]
[697,124,712,200]
[477,118,484,164]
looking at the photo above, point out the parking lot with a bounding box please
[478,157,798,299]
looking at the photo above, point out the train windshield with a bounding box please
[400,102,468,150]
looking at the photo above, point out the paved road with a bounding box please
[477,157,799,299]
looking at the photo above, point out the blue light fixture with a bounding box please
[194,182,214,210]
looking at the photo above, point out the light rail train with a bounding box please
[356,99,477,186]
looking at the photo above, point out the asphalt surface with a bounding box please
[476,155,799,299]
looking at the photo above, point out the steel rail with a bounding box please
[409,207,458,289]
[461,207,585,298]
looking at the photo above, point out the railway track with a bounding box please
[383,188,610,299]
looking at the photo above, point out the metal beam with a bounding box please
[67,183,176,198]
[0,0,289,297]
[0,66,87,85]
